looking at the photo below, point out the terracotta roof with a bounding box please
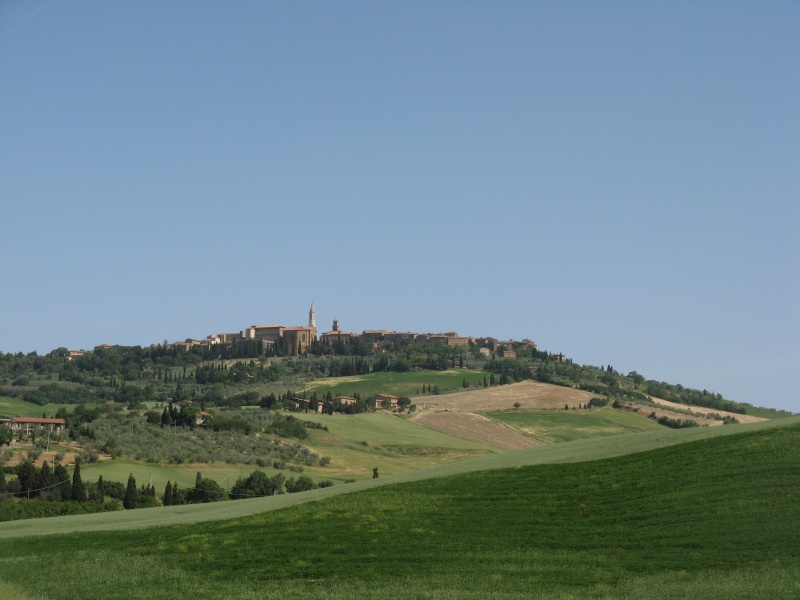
[11,418,65,424]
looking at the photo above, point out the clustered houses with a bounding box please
[65,305,556,364]
[143,303,552,359]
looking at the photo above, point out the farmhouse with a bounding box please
[10,417,65,433]
[333,395,358,406]
[371,393,399,409]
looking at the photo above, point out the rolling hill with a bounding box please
[0,419,797,599]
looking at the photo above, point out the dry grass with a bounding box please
[414,380,596,413]
[410,381,597,449]
[412,412,544,451]
[650,397,768,424]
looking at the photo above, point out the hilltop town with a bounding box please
[159,303,555,361]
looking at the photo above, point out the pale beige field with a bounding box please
[414,380,597,413]
[410,381,598,449]
[650,397,767,424]
[412,412,544,451]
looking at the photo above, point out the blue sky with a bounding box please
[1,1,798,412]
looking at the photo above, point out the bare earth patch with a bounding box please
[412,412,544,451]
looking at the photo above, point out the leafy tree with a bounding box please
[285,475,315,493]
[188,477,225,503]
[513,402,521,410]
[372,467,379,479]
[230,471,284,499]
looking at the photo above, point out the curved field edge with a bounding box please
[1,416,797,540]
[1,422,798,600]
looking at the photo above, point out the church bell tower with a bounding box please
[308,302,316,330]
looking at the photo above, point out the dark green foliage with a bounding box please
[123,474,137,509]
[163,481,173,506]
[284,475,316,493]
[101,479,126,502]
[265,415,308,439]
[71,460,86,502]
[230,471,284,499]
[0,499,120,522]
[0,427,13,446]
[648,413,700,429]
[484,358,533,383]
[187,476,225,503]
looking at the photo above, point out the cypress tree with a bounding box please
[124,473,137,509]
[71,459,86,502]
[37,460,53,493]
[164,481,173,506]
[54,463,71,501]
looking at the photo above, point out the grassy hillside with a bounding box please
[76,412,492,491]
[303,369,486,399]
[486,406,664,442]
[0,421,797,599]
[0,395,102,418]
[2,417,795,540]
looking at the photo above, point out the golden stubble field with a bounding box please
[410,381,598,450]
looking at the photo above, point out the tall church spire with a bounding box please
[309,302,316,329]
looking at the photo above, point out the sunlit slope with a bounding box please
[1,417,796,540]
[0,420,797,599]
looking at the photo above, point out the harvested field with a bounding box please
[650,397,767,424]
[412,412,544,451]
[415,381,597,413]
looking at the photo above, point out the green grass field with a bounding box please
[0,395,102,418]
[300,411,492,478]
[1,417,795,540]
[303,369,486,399]
[63,413,492,495]
[80,461,294,494]
[0,420,797,599]
[486,406,664,442]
